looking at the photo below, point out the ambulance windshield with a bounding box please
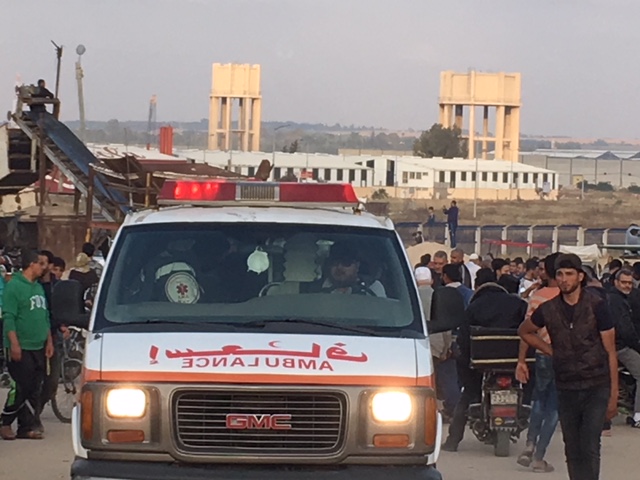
[95,223,423,337]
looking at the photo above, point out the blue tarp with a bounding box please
[30,112,129,214]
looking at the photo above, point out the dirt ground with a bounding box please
[389,190,640,228]
[1,395,638,480]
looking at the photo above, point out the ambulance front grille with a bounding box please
[173,390,346,455]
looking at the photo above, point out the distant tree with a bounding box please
[593,139,608,147]
[520,139,552,152]
[413,123,468,158]
[281,140,299,153]
[371,188,390,200]
[595,181,614,192]
[105,119,123,140]
[278,172,298,182]
[556,141,582,149]
[579,181,614,192]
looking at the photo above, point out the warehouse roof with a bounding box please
[523,149,640,160]
[396,157,555,173]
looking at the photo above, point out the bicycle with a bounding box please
[0,321,9,389]
[50,327,85,423]
[0,349,9,388]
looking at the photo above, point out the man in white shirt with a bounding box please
[519,258,539,297]
[465,253,482,289]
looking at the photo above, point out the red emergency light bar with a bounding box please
[158,180,360,207]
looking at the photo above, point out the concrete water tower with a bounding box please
[208,63,262,152]
[439,71,521,162]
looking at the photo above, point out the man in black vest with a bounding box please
[519,254,618,480]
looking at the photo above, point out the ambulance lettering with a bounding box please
[149,341,367,372]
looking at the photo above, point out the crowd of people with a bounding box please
[0,243,102,441]
[415,248,640,479]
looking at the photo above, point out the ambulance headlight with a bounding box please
[371,391,412,423]
[106,388,147,418]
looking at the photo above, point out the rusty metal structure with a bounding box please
[1,86,250,264]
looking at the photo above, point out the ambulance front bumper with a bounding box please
[71,459,443,480]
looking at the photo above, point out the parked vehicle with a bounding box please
[619,366,637,420]
[468,327,532,457]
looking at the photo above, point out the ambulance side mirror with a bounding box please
[52,280,90,329]
[427,287,466,334]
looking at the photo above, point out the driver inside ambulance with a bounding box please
[319,242,386,297]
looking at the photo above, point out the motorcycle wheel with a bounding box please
[494,431,511,457]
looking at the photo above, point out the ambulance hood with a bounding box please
[91,332,431,387]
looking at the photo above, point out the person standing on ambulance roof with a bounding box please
[1,250,53,441]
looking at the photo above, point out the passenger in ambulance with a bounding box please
[142,238,202,304]
[194,236,232,303]
[316,242,387,297]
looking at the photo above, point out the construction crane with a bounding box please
[146,95,157,150]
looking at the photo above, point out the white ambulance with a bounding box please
[60,180,450,480]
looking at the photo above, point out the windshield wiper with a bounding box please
[240,318,386,337]
[102,320,238,330]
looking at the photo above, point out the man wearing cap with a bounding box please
[519,253,618,480]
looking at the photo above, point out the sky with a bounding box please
[1,0,639,138]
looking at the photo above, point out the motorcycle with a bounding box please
[468,327,532,457]
[619,366,637,421]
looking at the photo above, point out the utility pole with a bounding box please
[272,124,291,167]
[38,115,47,218]
[473,156,479,218]
[75,45,87,142]
[146,95,157,150]
[51,41,63,99]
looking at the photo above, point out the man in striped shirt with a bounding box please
[516,253,560,473]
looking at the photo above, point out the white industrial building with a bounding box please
[168,149,558,200]
[520,149,640,188]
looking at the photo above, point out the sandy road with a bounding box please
[0,397,637,480]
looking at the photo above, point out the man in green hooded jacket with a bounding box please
[1,250,53,440]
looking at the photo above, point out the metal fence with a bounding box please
[396,221,627,258]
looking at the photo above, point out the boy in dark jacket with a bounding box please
[1,251,52,440]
